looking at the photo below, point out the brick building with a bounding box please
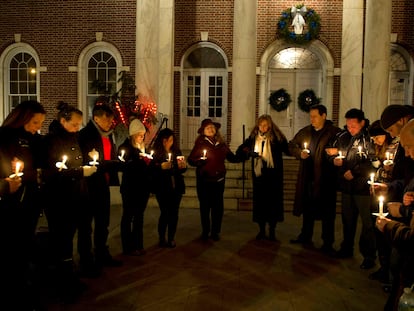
[0,0,412,149]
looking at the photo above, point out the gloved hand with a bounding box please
[83,165,97,177]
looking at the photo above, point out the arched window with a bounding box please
[389,45,413,106]
[0,43,40,120]
[180,43,228,149]
[78,41,124,124]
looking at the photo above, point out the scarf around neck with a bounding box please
[254,133,274,176]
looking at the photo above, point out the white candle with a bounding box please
[379,196,384,215]
[203,149,207,158]
[304,142,308,150]
[15,161,21,176]
[150,150,154,157]
[62,155,67,165]
[370,173,375,184]
[120,150,125,158]
[168,153,172,162]
[338,151,342,158]
[358,146,362,154]
[386,152,390,161]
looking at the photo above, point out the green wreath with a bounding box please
[298,89,321,112]
[269,88,292,112]
[277,5,321,45]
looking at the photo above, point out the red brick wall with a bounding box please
[0,0,137,129]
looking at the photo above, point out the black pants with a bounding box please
[121,191,149,252]
[78,184,111,262]
[196,179,225,236]
[156,191,182,242]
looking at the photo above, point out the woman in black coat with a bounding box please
[151,128,186,248]
[118,118,152,256]
[237,114,289,241]
[42,102,96,303]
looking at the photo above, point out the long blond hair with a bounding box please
[249,114,286,142]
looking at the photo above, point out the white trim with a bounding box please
[77,41,125,125]
[0,42,41,121]
[259,40,335,120]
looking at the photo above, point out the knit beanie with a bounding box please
[380,105,414,129]
[129,119,146,136]
[368,120,387,137]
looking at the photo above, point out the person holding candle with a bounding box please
[376,120,414,311]
[236,114,289,241]
[328,108,377,269]
[42,102,97,303]
[78,102,123,273]
[287,104,341,253]
[0,100,46,310]
[118,118,152,255]
[151,128,186,247]
[188,119,240,241]
[367,120,396,284]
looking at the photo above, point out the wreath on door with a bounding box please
[269,88,292,112]
[297,89,320,112]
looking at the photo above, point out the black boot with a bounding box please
[268,225,276,241]
[256,223,266,240]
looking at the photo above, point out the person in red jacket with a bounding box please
[188,119,240,241]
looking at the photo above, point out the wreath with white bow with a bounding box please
[269,88,292,112]
[298,89,321,112]
[277,4,321,44]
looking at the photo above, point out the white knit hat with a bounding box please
[129,119,146,136]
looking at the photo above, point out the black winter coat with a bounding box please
[78,120,120,187]
[288,121,341,216]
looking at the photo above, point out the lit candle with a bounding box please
[168,153,172,162]
[62,155,67,165]
[379,195,384,216]
[56,155,68,171]
[202,149,207,159]
[15,161,21,176]
[9,160,24,178]
[303,142,308,150]
[338,151,342,158]
[92,154,98,166]
[370,173,375,185]
[358,146,362,154]
[118,149,126,162]
[150,150,154,158]
[386,152,390,161]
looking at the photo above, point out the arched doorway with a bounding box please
[180,42,228,150]
[389,44,413,106]
[259,41,334,141]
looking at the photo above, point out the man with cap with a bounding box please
[118,118,151,256]
[376,104,414,202]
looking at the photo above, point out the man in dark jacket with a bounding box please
[78,103,122,277]
[288,104,341,254]
[329,108,376,269]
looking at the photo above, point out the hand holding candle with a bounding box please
[88,149,99,166]
[383,151,394,166]
[201,149,207,160]
[10,160,24,178]
[302,142,310,154]
[56,155,68,171]
[372,195,388,218]
[118,149,126,162]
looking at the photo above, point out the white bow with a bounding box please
[291,6,307,35]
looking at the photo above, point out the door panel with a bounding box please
[268,70,321,141]
[181,70,227,149]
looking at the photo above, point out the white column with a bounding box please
[231,0,257,149]
[136,0,174,123]
[362,0,391,122]
[339,0,364,127]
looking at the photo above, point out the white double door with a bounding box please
[180,70,228,150]
[268,69,321,141]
